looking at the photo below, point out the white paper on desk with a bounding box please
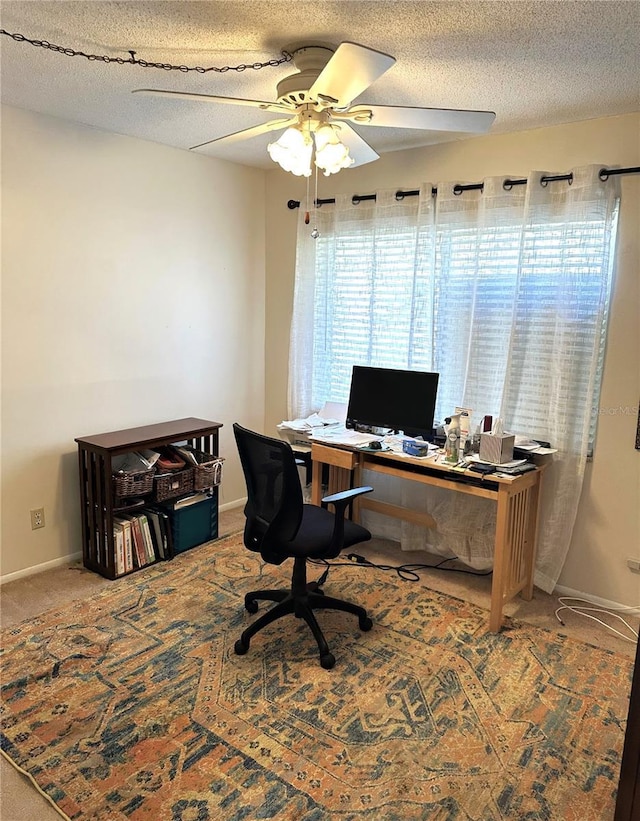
[280,412,339,431]
[318,402,347,424]
[311,428,378,446]
[514,441,539,451]
[513,436,557,455]
[467,454,527,467]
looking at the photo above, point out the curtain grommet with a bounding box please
[599,168,610,181]
[503,179,514,191]
[395,191,405,201]
[453,184,463,196]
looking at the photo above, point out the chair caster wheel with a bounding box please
[359,616,373,631]
[234,638,249,655]
[320,652,335,670]
[245,599,259,614]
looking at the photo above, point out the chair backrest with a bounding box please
[233,423,304,565]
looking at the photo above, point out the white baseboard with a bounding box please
[1,552,83,586]
[553,583,640,615]
[219,498,246,513]
[1,499,248,586]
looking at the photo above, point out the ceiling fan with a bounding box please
[133,42,496,176]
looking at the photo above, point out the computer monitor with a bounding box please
[345,366,439,438]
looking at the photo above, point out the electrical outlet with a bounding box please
[30,507,45,530]
[627,557,640,572]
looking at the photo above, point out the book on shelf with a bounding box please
[120,514,151,568]
[145,509,165,560]
[159,509,174,560]
[151,507,174,560]
[138,514,155,564]
[113,517,134,573]
[113,522,125,576]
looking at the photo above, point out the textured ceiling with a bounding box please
[1,1,638,169]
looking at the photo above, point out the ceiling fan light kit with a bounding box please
[267,114,355,177]
[134,41,496,177]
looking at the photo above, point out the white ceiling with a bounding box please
[1,1,638,170]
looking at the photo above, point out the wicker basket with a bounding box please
[175,446,224,490]
[113,466,156,499]
[154,467,195,502]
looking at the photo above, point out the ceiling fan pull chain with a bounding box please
[0,29,292,74]
[311,164,320,239]
[304,173,311,225]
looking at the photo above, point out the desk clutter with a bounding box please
[281,405,556,479]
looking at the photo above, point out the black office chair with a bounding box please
[233,423,374,669]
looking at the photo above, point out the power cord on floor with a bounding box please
[554,597,640,643]
[310,554,492,583]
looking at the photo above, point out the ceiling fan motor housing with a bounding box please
[276,45,335,106]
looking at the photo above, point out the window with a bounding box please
[292,172,618,452]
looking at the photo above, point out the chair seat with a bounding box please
[283,504,371,559]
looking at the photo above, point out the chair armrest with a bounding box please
[320,486,373,557]
[322,485,373,506]
[321,485,373,516]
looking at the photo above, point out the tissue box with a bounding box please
[402,439,430,457]
[479,433,515,464]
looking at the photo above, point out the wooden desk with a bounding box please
[310,442,544,632]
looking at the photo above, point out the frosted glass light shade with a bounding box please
[314,124,354,176]
[267,127,313,176]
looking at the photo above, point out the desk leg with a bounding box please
[490,477,541,630]
[490,486,512,632]
[352,456,364,523]
[522,472,543,601]
[311,459,323,506]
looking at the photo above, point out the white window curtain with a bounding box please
[288,166,619,592]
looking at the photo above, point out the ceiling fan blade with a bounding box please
[343,104,496,133]
[133,88,290,115]
[309,42,395,108]
[190,117,297,151]
[334,122,380,168]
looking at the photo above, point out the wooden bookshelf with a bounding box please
[75,418,222,579]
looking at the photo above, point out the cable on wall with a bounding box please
[287,165,640,210]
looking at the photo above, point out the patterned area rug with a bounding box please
[1,533,633,821]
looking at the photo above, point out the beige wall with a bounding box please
[264,112,640,606]
[1,105,266,578]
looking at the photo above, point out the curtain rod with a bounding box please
[287,165,640,209]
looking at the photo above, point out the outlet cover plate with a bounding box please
[30,508,45,530]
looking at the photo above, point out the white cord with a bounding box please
[555,597,639,643]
